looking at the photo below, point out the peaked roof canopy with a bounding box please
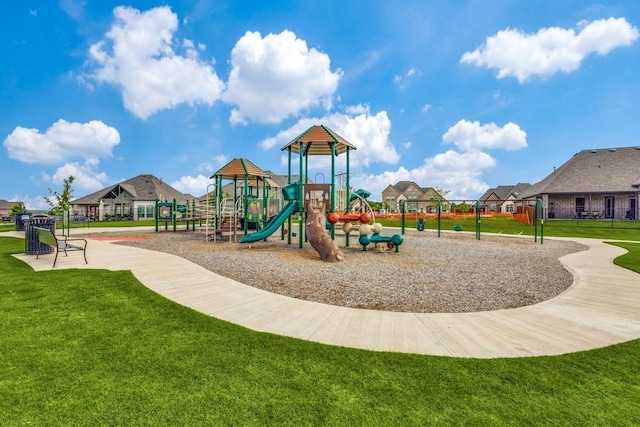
[211,158,271,180]
[281,125,357,156]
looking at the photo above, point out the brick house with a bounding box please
[72,174,193,220]
[0,199,23,220]
[381,181,446,213]
[517,147,640,220]
[480,183,531,214]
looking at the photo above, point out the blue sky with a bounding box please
[2,1,639,208]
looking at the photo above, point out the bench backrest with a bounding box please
[34,227,57,247]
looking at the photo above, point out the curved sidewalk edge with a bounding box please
[5,230,640,358]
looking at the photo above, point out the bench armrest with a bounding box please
[56,234,87,247]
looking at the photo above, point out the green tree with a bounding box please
[435,187,451,198]
[368,201,382,211]
[45,176,75,215]
[10,202,26,218]
[457,201,471,213]
[45,176,75,235]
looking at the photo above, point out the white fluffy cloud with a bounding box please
[173,156,228,197]
[353,150,496,201]
[354,120,528,201]
[8,194,50,211]
[87,6,225,119]
[224,30,342,124]
[3,119,120,164]
[50,159,110,192]
[442,120,527,152]
[171,174,213,196]
[461,17,639,82]
[260,107,399,169]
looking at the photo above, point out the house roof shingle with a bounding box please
[0,199,19,211]
[481,183,531,201]
[391,181,427,193]
[73,174,192,205]
[519,147,640,199]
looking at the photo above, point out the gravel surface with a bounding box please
[99,229,586,313]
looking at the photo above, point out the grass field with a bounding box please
[378,216,640,241]
[1,223,640,424]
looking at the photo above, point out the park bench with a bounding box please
[33,227,88,268]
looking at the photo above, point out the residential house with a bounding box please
[381,181,446,213]
[517,147,640,220]
[480,183,531,214]
[1,199,23,220]
[72,174,193,220]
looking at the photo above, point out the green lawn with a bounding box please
[3,216,639,241]
[0,219,157,233]
[379,216,640,241]
[609,241,640,273]
[1,236,640,425]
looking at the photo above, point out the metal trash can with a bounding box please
[15,211,31,231]
[24,215,57,255]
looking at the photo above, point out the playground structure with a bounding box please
[280,125,404,257]
[279,125,357,251]
[327,187,403,252]
[207,158,283,242]
[202,126,407,261]
[155,198,206,232]
[212,125,404,261]
[305,200,344,262]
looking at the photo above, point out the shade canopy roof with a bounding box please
[281,125,357,156]
[211,158,270,180]
[236,177,280,188]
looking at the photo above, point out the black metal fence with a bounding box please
[546,206,640,229]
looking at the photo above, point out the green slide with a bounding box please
[239,201,298,243]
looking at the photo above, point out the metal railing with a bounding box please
[546,207,639,229]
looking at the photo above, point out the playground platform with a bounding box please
[4,228,640,358]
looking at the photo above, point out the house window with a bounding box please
[605,197,615,219]
[575,197,585,214]
[137,205,155,219]
[490,203,497,212]
[505,203,515,213]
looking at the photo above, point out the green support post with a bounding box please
[173,198,177,232]
[401,200,406,235]
[287,149,292,245]
[476,200,481,240]
[298,143,303,249]
[345,150,350,247]
[330,143,336,240]
[535,198,544,244]
[191,199,196,231]
[155,199,159,232]
[437,199,441,238]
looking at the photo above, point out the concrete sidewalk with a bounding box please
[5,228,640,358]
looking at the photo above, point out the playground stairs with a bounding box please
[198,198,217,241]
[214,216,245,240]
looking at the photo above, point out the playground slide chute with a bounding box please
[239,201,298,243]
